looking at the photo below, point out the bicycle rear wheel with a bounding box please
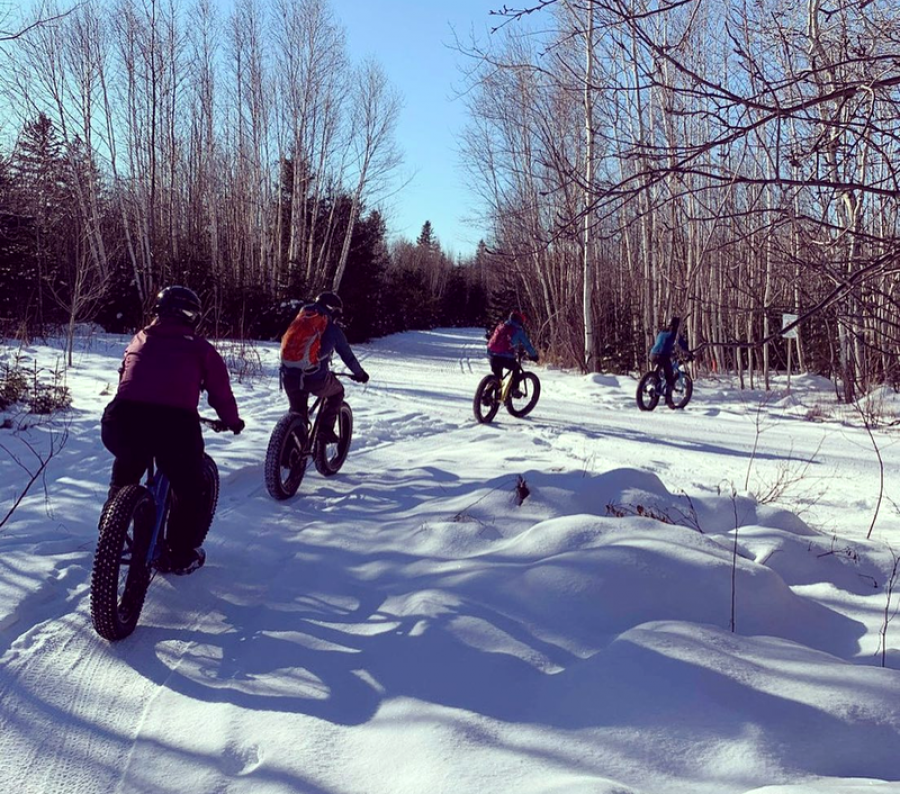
[636,371,661,411]
[666,372,693,409]
[315,402,353,476]
[473,375,501,423]
[264,413,308,499]
[505,372,541,417]
[91,485,155,641]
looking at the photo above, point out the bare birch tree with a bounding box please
[333,59,402,291]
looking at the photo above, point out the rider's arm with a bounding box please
[512,327,538,359]
[201,343,242,429]
[326,323,366,379]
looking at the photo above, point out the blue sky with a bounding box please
[337,1,502,257]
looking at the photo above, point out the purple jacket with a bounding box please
[115,318,241,427]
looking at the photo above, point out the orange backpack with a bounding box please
[280,307,329,370]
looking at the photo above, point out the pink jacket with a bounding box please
[115,318,240,428]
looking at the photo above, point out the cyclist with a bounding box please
[650,315,692,391]
[100,286,244,575]
[486,310,539,392]
[280,291,369,442]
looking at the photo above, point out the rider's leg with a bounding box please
[511,360,524,393]
[282,368,310,420]
[100,398,152,500]
[309,373,345,442]
[155,410,206,566]
[661,357,676,390]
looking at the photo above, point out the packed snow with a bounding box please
[1,326,899,794]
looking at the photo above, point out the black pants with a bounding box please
[489,354,521,384]
[281,368,344,430]
[651,353,676,389]
[101,398,206,557]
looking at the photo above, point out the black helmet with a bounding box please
[509,310,527,325]
[153,286,202,327]
[316,291,343,317]
[669,316,681,331]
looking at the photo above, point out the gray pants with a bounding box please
[282,367,344,428]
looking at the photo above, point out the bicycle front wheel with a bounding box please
[264,413,308,499]
[194,453,220,546]
[636,371,661,411]
[666,372,693,409]
[473,375,501,423]
[505,372,541,417]
[91,485,155,641]
[315,402,353,476]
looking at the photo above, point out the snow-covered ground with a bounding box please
[1,326,899,794]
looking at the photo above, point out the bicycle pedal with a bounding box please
[155,547,206,575]
[172,548,206,575]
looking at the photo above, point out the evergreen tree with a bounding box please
[386,266,435,332]
[0,151,37,331]
[10,114,75,329]
[339,209,390,342]
[416,220,437,250]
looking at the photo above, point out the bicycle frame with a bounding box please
[498,356,526,402]
[142,461,170,568]
[654,356,685,385]
[499,370,516,402]
[138,415,223,568]
[297,394,327,451]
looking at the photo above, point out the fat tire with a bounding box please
[264,413,308,500]
[315,402,353,476]
[505,372,541,417]
[194,453,220,546]
[91,485,154,641]
[666,372,694,410]
[473,376,501,423]
[636,371,661,411]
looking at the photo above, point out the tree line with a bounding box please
[0,0,490,358]
[460,0,900,399]
[4,0,900,401]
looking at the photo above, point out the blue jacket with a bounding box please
[650,329,689,358]
[487,319,538,360]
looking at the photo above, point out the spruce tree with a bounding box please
[10,114,74,329]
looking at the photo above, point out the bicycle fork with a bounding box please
[143,473,170,570]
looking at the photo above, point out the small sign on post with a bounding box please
[782,313,799,391]
[781,313,799,340]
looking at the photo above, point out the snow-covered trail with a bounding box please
[0,327,898,794]
[358,328,890,542]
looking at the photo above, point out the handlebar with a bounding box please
[200,417,230,433]
[335,371,369,383]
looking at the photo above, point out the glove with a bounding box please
[352,371,370,384]
[231,418,245,435]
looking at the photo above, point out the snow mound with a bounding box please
[567,467,815,537]
[534,621,900,789]
[744,781,900,793]
[453,514,862,656]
